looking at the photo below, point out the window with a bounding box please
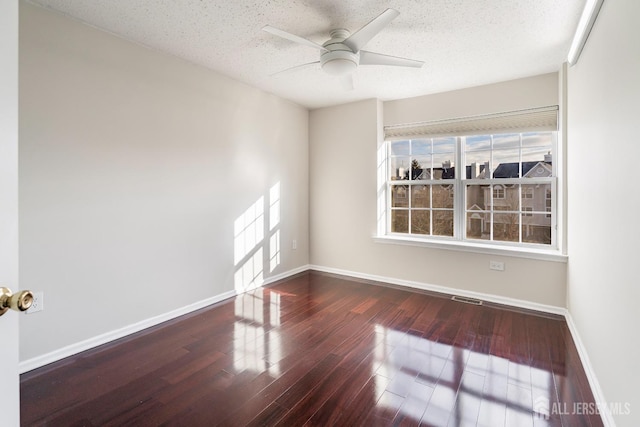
[523,187,534,199]
[389,138,455,237]
[381,107,559,250]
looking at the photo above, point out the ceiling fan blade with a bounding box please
[343,9,400,52]
[359,50,424,68]
[263,25,328,52]
[269,61,321,76]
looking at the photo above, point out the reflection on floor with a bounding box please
[20,271,603,426]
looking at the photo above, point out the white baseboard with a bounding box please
[19,265,310,374]
[308,264,566,316]
[564,313,615,427]
[18,290,236,374]
[264,264,310,285]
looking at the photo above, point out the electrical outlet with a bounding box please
[26,291,44,314]
[489,261,505,271]
[292,239,297,250]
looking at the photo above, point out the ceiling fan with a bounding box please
[263,8,424,78]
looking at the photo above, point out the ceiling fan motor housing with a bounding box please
[321,29,359,75]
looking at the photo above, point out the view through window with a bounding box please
[387,131,556,247]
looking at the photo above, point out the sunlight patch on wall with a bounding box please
[269,182,281,273]
[269,182,280,231]
[234,195,265,292]
[234,248,264,292]
[269,231,280,273]
[234,196,264,266]
[233,181,282,292]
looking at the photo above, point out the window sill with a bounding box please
[373,235,567,263]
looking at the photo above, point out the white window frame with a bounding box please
[375,107,565,262]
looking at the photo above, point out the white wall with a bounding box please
[19,3,309,362]
[384,72,559,125]
[310,75,567,308]
[567,1,640,425]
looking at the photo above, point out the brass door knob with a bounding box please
[0,287,34,316]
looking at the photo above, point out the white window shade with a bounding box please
[384,106,558,140]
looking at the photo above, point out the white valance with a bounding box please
[384,106,558,140]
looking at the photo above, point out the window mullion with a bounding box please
[519,211,523,244]
[429,138,433,236]
[489,184,494,242]
[490,135,494,178]
[455,136,464,241]
[519,133,523,178]
[408,140,413,235]
[518,182,522,244]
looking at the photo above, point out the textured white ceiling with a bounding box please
[26,0,586,109]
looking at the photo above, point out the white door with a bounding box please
[0,0,21,425]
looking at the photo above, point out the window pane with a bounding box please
[522,132,553,148]
[390,140,410,156]
[493,213,520,242]
[433,137,455,153]
[492,133,519,149]
[521,184,550,212]
[522,214,551,244]
[391,156,410,180]
[493,184,519,211]
[493,149,520,178]
[411,139,431,155]
[411,210,430,235]
[493,184,505,200]
[411,155,430,180]
[465,135,491,151]
[522,147,553,177]
[433,184,454,208]
[546,188,552,217]
[391,185,409,207]
[466,184,489,210]
[522,144,552,161]
[522,185,534,200]
[465,150,491,179]
[411,185,430,208]
[466,212,489,240]
[433,210,454,236]
[391,210,408,233]
[433,153,455,180]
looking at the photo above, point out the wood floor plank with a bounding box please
[20,271,604,426]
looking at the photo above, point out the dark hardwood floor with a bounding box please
[21,271,603,426]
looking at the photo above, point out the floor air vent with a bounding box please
[451,295,483,305]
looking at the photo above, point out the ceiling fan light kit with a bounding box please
[321,53,359,75]
[263,8,424,79]
[320,29,359,76]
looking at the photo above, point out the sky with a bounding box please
[390,132,554,175]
